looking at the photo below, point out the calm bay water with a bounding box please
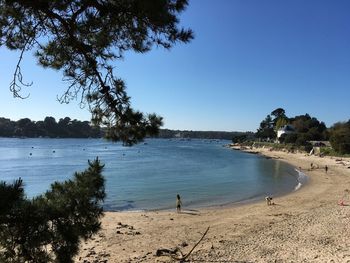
[0,138,304,211]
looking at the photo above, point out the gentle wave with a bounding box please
[294,168,309,191]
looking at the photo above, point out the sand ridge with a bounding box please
[76,148,350,262]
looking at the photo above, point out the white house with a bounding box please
[277,124,295,139]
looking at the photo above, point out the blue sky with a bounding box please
[1,0,350,132]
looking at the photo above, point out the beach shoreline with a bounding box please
[76,148,350,262]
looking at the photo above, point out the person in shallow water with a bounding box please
[176,194,182,213]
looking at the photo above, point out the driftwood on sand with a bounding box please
[156,226,210,261]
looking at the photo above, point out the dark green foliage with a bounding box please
[320,146,338,156]
[271,108,286,120]
[294,133,311,146]
[258,108,288,135]
[278,133,286,144]
[0,118,15,137]
[0,178,24,217]
[158,129,254,140]
[0,0,193,144]
[0,117,256,141]
[256,109,328,147]
[256,114,276,140]
[278,133,298,144]
[0,158,105,262]
[271,108,289,129]
[329,120,350,154]
[303,142,313,153]
[289,114,328,142]
[232,134,248,143]
[0,116,102,138]
[282,133,298,144]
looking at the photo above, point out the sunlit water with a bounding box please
[0,138,305,211]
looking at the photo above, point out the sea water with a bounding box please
[0,138,304,211]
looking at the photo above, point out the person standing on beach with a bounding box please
[176,194,182,213]
[325,165,328,173]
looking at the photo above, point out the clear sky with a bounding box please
[1,0,350,132]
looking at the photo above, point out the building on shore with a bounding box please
[277,125,295,139]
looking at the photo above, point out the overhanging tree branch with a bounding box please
[1,0,193,145]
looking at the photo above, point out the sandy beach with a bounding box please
[76,148,350,263]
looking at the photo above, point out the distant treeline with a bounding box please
[158,129,254,140]
[0,117,102,138]
[0,117,253,140]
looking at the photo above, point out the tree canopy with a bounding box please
[329,120,350,154]
[256,108,329,145]
[256,114,276,140]
[289,114,328,142]
[0,116,102,138]
[0,0,193,145]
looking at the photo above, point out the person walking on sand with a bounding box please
[325,165,328,173]
[176,194,182,213]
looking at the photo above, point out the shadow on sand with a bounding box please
[179,209,201,216]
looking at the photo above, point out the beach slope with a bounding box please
[76,149,350,262]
